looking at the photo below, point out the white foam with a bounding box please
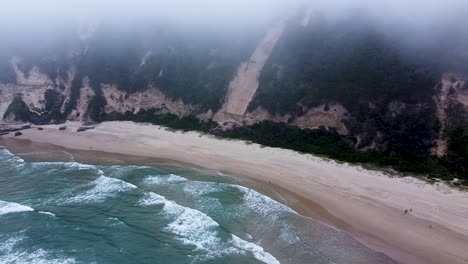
[231,236,280,264]
[67,176,137,203]
[0,233,76,264]
[0,148,25,164]
[0,248,76,264]
[278,224,301,245]
[38,211,56,217]
[180,180,296,216]
[0,200,34,215]
[33,161,97,170]
[236,185,297,216]
[182,181,220,196]
[143,174,188,185]
[139,192,280,264]
[0,234,25,253]
[66,162,97,170]
[140,192,168,206]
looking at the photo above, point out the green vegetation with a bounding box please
[0,17,465,182]
[44,89,66,122]
[251,15,442,168]
[104,106,462,180]
[73,24,260,112]
[104,108,216,132]
[252,19,437,115]
[222,121,458,179]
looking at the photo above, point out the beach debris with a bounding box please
[59,126,67,131]
[14,131,22,137]
[77,126,95,132]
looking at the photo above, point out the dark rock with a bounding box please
[0,127,22,133]
[14,132,22,137]
[59,126,67,131]
[21,125,31,129]
[37,127,44,130]
[0,132,9,136]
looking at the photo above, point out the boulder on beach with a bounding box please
[14,132,22,137]
[77,126,95,132]
[37,127,44,130]
[59,126,67,131]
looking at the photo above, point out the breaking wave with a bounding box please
[0,234,76,264]
[65,176,137,204]
[0,200,34,215]
[140,192,280,264]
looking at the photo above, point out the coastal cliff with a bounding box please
[0,9,467,181]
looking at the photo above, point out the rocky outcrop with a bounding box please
[68,77,95,121]
[101,84,197,117]
[292,103,349,135]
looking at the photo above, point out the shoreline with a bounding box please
[1,121,468,264]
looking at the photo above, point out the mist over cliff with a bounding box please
[0,0,467,180]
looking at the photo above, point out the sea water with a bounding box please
[0,147,393,264]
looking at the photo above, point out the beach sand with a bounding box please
[1,121,468,264]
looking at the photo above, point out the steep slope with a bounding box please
[0,10,467,180]
[214,18,287,122]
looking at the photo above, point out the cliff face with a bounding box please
[0,9,467,177]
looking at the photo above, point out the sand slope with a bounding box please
[215,19,286,121]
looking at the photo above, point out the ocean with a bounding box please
[0,146,393,264]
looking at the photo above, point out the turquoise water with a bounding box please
[0,146,393,264]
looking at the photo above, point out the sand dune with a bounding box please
[2,121,468,264]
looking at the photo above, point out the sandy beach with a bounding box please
[1,121,468,264]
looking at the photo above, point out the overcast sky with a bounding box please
[0,0,467,46]
[1,0,466,25]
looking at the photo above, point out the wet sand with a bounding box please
[1,121,468,264]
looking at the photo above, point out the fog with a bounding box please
[1,0,467,29]
[1,0,467,67]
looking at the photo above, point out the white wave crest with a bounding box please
[143,174,188,185]
[0,233,76,264]
[31,161,98,171]
[0,148,25,164]
[0,200,34,215]
[182,181,220,197]
[38,211,56,217]
[181,180,296,216]
[236,185,296,216]
[67,176,137,203]
[139,192,279,264]
[1,248,76,264]
[66,162,98,170]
